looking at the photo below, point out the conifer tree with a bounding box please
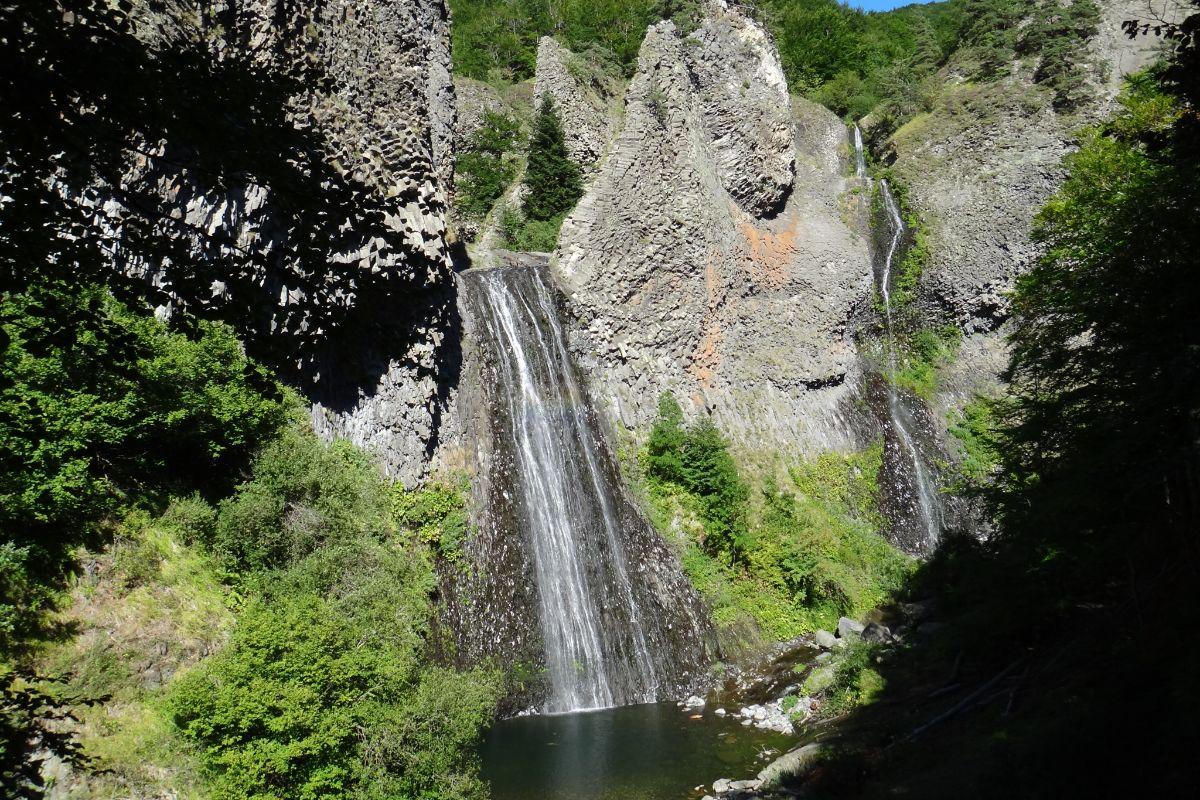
[521,96,583,222]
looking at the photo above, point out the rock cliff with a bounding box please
[555,2,871,455]
[532,36,622,173]
[887,0,1183,337]
[883,0,1184,430]
[96,0,459,484]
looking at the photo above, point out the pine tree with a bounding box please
[521,96,583,222]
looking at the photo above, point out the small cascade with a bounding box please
[853,124,868,179]
[460,259,714,713]
[852,128,943,553]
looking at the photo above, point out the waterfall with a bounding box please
[853,124,867,179]
[852,129,943,552]
[462,261,713,713]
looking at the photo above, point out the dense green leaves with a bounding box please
[522,97,584,222]
[454,111,522,231]
[166,431,501,800]
[642,405,909,641]
[450,0,658,79]
[0,283,287,649]
[497,97,583,251]
[645,393,748,561]
[209,428,394,574]
[993,70,1200,587]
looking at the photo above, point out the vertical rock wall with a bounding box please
[100,0,459,484]
[532,36,621,172]
[555,2,873,456]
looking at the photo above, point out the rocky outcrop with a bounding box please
[95,0,459,484]
[453,77,509,150]
[556,3,871,455]
[888,0,1184,335]
[532,36,621,171]
[684,1,795,216]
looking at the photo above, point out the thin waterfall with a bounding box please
[852,128,943,551]
[461,261,712,713]
[853,124,867,179]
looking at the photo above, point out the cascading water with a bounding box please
[853,124,867,179]
[460,259,714,713]
[853,126,943,553]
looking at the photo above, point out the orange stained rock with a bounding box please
[738,211,799,290]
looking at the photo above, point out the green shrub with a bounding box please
[816,639,887,718]
[454,111,521,230]
[211,428,394,574]
[642,398,910,642]
[947,396,1004,491]
[167,544,499,800]
[521,97,583,223]
[644,394,748,562]
[159,493,218,546]
[499,205,567,252]
[392,478,471,566]
[0,284,288,648]
[892,325,962,400]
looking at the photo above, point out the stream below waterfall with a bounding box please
[480,703,793,800]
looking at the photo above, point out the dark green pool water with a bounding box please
[480,702,795,800]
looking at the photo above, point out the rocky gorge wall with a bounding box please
[884,0,1186,419]
[93,0,460,485]
[553,0,876,458]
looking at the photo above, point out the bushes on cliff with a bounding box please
[522,97,583,222]
[165,429,501,800]
[498,97,583,251]
[167,593,500,800]
[645,393,748,562]
[0,283,288,651]
[454,110,521,233]
[642,394,908,641]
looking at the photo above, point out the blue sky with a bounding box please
[844,0,936,11]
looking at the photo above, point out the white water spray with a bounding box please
[853,128,942,550]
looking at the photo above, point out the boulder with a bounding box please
[837,617,865,639]
[801,666,834,694]
[713,778,732,793]
[757,743,826,789]
[861,622,893,643]
[729,778,763,791]
[813,629,838,649]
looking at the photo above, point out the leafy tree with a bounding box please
[522,96,584,222]
[209,427,394,575]
[454,111,522,227]
[993,68,1200,596]
[645,393,687,484]
[644,394,748,562]
[1021,0,1101,109]
[0,286,287,648]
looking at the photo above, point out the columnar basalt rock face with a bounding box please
[686,0,795,216]
[99,0,459,484]
[556,8,871,455]
[532,36,620,171]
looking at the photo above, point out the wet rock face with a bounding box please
[556,6,871,456]
[98,0,459,484]
[449,256,718,713]
[533,36,619,172]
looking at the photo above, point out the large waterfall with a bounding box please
[854,127,943,553]
[460,259,714,713]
